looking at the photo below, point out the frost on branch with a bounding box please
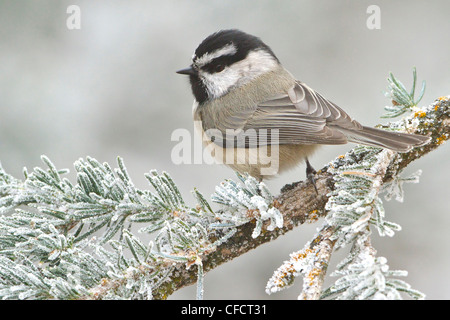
[0,157,281,300]
[266,226,334,300]
[321,238,425,300]
[0,69,447,300]
[0,156,232,299]
[266,69,443,300]
[267,143,427,299]
[211,172,283,238]
[326,147,401,241]
[382,169,422,203]
[382,67,425,118]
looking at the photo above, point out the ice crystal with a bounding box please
[0,156,281,300]
[211,172,283,238]
[267,138,425,300]
[382,170,422,203]
[322,243,425,300]
[0,68,437,300]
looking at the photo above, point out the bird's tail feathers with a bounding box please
[339,125,430,152]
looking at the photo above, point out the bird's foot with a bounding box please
[305,158,318,194]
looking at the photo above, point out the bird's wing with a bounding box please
[204,81,361,148]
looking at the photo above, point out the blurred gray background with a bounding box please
[0,0,449,299]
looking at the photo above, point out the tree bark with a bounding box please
[86,96,450,300]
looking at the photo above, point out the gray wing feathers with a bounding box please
[259,82,362,128]
[245,105,348,145]
[203,80,430,151]
[245,81,361,145]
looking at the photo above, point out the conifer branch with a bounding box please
[0,69,448,299]
[155,94,448,299]
[155,95,449,299]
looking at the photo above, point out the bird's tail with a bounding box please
[339,126,430,152]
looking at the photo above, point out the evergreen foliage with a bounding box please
[0,69,442,299]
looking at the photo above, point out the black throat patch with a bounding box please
[189,29,278,104]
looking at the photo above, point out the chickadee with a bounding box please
[176,29,430,184]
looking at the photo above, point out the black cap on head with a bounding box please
[177,29,279,104]
[193,29,278,65]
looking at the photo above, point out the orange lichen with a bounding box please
[272,262,297,288]
[308,210,319,222]
[306,267,322,286]
[172,210,180,217]
[414,111,427,118]
[100,278,109,286]
[436,134,448,145]
[291,248,313,262]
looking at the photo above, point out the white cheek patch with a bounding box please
[202,71,239,99]
[200,49,279,100]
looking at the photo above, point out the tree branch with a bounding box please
[78,96,448,300]
[144,96,448,300]
[1,71,446,300]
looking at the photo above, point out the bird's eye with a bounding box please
[214,64,225,73]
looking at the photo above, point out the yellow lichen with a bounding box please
[308,209,319,223]
[307,267,322,286]
[100,278,109,286]
[414,110,427,118]
[436,134,448,145]
[291,248,313,262]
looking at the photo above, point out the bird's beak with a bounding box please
[176,66,197,76]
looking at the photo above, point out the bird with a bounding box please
[176,29,430,187]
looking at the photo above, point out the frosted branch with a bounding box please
[0,93,448,300]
